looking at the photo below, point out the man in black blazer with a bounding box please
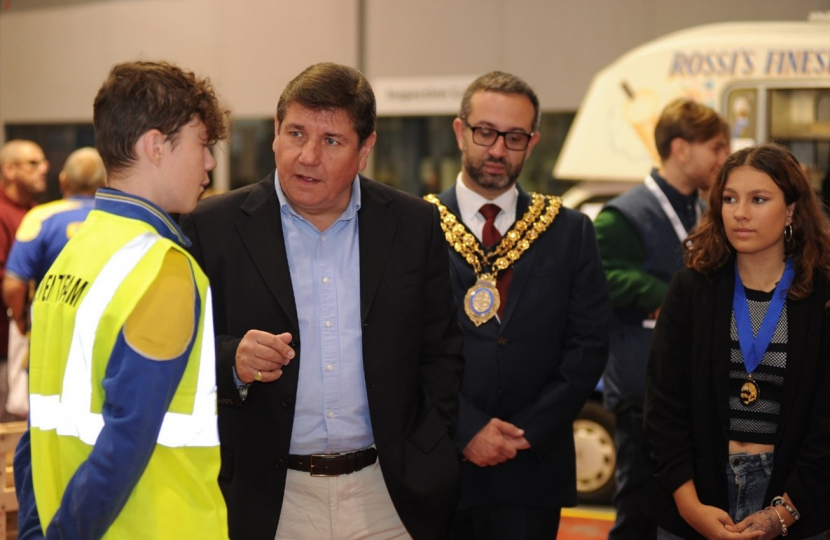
[434,72,611,540]
[180,63,464,540]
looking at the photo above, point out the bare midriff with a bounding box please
[728,440,775,454]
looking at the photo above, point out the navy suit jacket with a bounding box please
[437,185,610,509]
[181,174,464,540]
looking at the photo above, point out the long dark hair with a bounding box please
[685,143,830,299]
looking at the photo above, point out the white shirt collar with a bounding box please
[454,172,518,240]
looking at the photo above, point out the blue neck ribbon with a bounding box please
[733,258,795,374]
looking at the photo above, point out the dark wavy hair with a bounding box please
[277,63,376,147]
[685,143,830,299]
[93,61,228,177]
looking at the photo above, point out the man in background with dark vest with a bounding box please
[595,98,729,540]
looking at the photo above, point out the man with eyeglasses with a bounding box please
[427,71,610,540]
[0,140,47,422]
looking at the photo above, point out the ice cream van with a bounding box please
[555,13,830,218]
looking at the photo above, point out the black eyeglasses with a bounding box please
[463,121,532,151]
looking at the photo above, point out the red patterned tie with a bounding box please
[479,204,512,320]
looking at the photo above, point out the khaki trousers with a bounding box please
[275,458,412,540]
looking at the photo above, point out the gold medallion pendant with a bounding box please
[424,192,562,326]
[740,376,759,406]
[464,274,500,327]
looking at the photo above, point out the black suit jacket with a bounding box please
[645,264,830,539]
[437,186,610,509]
[180,174,464,540]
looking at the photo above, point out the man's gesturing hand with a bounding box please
[234,330,294,383]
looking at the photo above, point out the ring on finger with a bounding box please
[255,370,262,382]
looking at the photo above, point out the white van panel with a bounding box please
[554,20,830,184]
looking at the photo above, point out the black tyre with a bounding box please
[573,398,617,505]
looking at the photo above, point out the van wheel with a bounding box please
[573,400,616,505]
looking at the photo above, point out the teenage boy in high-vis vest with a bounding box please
[13,60,230,540]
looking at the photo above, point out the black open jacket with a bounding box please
[645,262,830,539]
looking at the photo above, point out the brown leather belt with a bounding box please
[287,447,378,477]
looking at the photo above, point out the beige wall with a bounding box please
[0,0,823,125]
[0,0,358,124]
[365,0,826,111]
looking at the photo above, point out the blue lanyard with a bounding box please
[733,258,795,374]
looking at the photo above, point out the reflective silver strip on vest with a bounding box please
[30,233,219,448]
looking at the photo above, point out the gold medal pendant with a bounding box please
[740,375,759,406]
[464,274,500,327]
[424,193,561,328]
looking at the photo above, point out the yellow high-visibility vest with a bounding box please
[28,209,228,540]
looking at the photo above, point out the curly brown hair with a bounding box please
[93,61,228,177]
[685,143,830,298]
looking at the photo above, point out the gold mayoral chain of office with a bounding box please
[424,193,562,326]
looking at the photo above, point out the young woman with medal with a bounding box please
[645,144,830,540]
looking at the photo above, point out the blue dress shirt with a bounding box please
[274,173,373,454]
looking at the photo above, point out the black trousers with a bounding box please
[448,504,561,540]
[608,407,656,540]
